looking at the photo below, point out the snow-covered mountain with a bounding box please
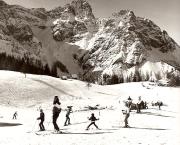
[0,0,180,84]
[0,0,85,76]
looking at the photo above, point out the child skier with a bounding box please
[64,106,73,126]
[12,111,18,119]
[37,109,45,131]
[86,113,99,130]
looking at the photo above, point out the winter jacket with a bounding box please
[122,105,131,115]
[53,104,61,115]
[66,109,72,117]
[89,116,98,122]
[37,112,45,121]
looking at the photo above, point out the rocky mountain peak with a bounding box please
[0,0,8,7]
[51,0,97,41]
[71,0,95,20]
[0,1,179,85]
[71,9,180,85]
[113,10,136,21]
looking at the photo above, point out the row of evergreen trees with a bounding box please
[0,53,59,77]
[101,70,180,86]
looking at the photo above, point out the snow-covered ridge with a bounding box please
[65,10,180,85]
[0,0,180,85]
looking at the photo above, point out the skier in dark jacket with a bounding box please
[52,96,61,133]
[12,111,18,119]
[157,101,163,110]
[86,113,99,130]
[37,109,45,131]
[64,106,73,126]
[136,96,142,113]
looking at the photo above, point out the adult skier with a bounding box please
[37,109,45,131]
[52,96,61,133]
[122,101,131,128]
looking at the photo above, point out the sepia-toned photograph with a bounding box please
[0,0,180,145]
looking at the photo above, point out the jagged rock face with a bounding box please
[71,0,95,20]
[52,19,87,41]
[0,0,7,7]
[51,0,97,41]
[0,0,84,77]
[0,4,44,60]
[7,18,33,41]
[31,8,48,20]
[0,0,180,85]
[73,10,180,85]
[48,6,64,18]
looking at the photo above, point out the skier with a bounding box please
[136,96,142,113]
[12,111,18,119]
[127,96,132,102]
[52,96,61,133]
[157,101,163,110]
[86,113,99,130]
[37,109,45,131]
[64,106,73,126]
[122,101,131,128]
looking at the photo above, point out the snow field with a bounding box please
[0,71,180,145]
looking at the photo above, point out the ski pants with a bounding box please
[124,113,130,127]
[64,115,70,125]
[136,104,141,113]
[13,115,16,119]
[39,120,45,130]
[53,113,59,131]
[87,122,99,129]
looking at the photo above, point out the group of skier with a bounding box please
[36,96,101,133]
[35,95,146,133]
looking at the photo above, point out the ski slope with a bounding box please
[0,70,180,145]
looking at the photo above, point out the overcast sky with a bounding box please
[4,0,180,44]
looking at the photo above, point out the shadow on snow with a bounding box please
[0,122,22,127]
[30,78,77,98]
[140,112,175,118]
[112,126,168,131]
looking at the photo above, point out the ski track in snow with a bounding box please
[0,71,180,145]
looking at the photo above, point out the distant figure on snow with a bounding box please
[122,101,131,128]
[86,113,99,130]
[12,111,18,119]
[64,106,73,126]
[157,101,163,110]
[136,96,142,113]
[37,109,45,131]
[52,96,62,133]
[127,96,132,105]
[127,96,132,101]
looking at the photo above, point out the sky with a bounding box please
[3,0,180,44]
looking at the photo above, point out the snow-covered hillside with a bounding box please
[0,0,180,83]
[0,71,180,145]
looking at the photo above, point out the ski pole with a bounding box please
[31,119,37,132]
[46,117,52,130]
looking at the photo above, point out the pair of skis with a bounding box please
[35,130,68,136]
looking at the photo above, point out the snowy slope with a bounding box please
[0,70,180,145]
[31,24,83,74]
[0,0,180,83]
